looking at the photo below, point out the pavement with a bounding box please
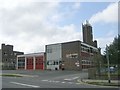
[77,79,120,88]
[81,79,120,83]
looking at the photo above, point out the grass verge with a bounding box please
[0,74,23,77]
[86,81,119,86]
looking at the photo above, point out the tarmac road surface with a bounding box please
[1,70,119,88]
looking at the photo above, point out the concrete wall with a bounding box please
[46,44,62,70]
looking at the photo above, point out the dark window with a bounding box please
[47,61,49,65]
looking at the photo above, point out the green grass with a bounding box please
[0,74,23,77]
[87,81,119,86]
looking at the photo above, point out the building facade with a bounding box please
[45,41,100,71]
[80,42,99,69]
[0,44,24,70]
[45,21,101,71]
[16,52,45,70]
[46,44,62,70]
[62,41,81,71]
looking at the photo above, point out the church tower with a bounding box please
[82,20,93,46]
[82,20,97,47]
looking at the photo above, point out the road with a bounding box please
[1,70,119,88]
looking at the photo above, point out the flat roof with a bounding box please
[46,40,81,46]
[17,52,44,57]
[46,40,98,50]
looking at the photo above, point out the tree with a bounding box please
[104,35,120,65]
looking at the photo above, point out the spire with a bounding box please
[82,23,84,27]
[85,20,91,26]
[86,20,89,24]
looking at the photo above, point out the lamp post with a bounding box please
[106,45,111,83]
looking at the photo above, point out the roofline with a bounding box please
[45,40,98,50]
[81,42,98,50]
[46,40,81,46]
[17,52,45,57]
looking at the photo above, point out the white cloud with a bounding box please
[89,2,118,24]
[97,37,114,54]
[89,2,118,54]
[72,2,81,10]
[0,0,33,10]
[0,1,81,54]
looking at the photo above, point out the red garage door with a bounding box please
[35,56,44,70]
[26,57,33,70]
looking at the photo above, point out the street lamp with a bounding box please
[106,45,111,83]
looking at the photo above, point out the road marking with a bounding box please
[10,82,40,88]
[72,77,79,80]
[41,80,49,81]
[64,79,72,81]
[48,80,52,82]
[41,79,80,85]
[64,77,79,81]
[52,81,60,83]
[61,82,66,83]
[76,83,80,85]
[68,82,73,84]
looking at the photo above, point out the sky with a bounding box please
[0,0,118,54]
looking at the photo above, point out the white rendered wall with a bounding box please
[46,44,62,70]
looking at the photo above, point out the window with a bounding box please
[47,61,59,65]
[4,52,7,56]
[47,48,52,53]
[55,61,58,65]
[90,48,93,53]
[87,49,90,52]
[47,61,49,65]
[82,60,85,64]
[53,61,59,65]
[18,60,25,68]
[47,61,51,65]
[66,53,78,58]
[14,53,17,56]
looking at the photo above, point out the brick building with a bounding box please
[45,21,101,70]
[0,44,24,69]
[46,41,100,70]
[0,20,101,71]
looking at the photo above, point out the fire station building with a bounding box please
[46,41,100,71]
[16,20,101,71]
[16,52,45,70]
[45,21,101,71]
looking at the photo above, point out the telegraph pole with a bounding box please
[106,45,111,83]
